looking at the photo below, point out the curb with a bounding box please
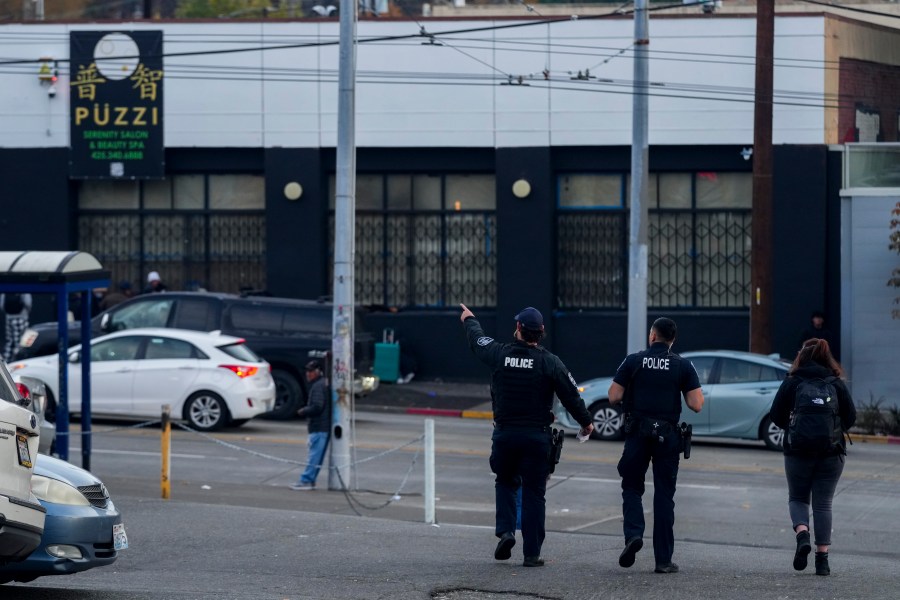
[403,407,493,420]
[849,433,900,445]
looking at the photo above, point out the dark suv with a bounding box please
[14,292,374,420]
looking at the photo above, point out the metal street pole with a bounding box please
[627,0,650,354]
[329,0,357,491]
[750,0,774,353]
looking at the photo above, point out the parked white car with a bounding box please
[9,328,276,431]
[0,359,45,563]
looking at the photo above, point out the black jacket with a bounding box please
[299,376,330,433]
[769,362,856,455]
[463,317,592,428]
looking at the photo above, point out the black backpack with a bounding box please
[3,293,24,315]
[787,376,843,454]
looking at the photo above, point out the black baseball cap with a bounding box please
[305,360,323,372]
[514,307,544,331]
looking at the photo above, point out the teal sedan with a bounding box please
[554,350,790,450]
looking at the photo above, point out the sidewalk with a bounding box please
[358,379,494,418]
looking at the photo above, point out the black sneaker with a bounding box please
[793,530,812,571]
[814,551,830,576]
[618,537,643,568]
[654,563,679,574]
[494,532,516,560]
[523,556,545,567]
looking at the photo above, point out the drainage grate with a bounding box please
[433,591,558,600]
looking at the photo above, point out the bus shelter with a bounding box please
[0,251,110,470]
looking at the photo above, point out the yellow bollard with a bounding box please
[161,404,171,500]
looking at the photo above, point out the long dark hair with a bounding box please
[790,338,843,378]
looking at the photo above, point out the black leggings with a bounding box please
[784,453,845,546]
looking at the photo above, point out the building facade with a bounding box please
[1,13,898,382]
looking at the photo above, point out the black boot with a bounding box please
[793,530,811,571]
[815,551,830,576]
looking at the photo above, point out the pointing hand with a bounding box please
[460,303,475,323]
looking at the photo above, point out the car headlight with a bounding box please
[31,475,90,506]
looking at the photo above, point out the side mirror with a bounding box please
[100,313,110,332]
[68,351,81,364]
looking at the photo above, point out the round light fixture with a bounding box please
[512,179,531,199]
[284,182,303,201]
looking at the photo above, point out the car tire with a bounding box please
[761,416,784,451]
[184,391,229,432]
[589,401,625,441]
[264,370,304,420]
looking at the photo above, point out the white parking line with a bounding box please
[69,447,239,461]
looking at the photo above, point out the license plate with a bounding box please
[16,433,32,468]
[113,523,128,551]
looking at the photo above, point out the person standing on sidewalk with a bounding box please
[460,303,594,567]
[1,292,32,362]
[768,338,856,576]
[608,317,704,574]
[291,360,331,491]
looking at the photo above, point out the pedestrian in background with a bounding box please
[100,280,134,311]
[798,310,836,356]
[291,360,331,491]
[608,317,704,574]
[1,292,32,362]
[142,271,168,294]
[460,303,593,567]
[768,338,856,576]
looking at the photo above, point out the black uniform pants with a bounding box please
[490,426,551,558]
[617,426,681,565]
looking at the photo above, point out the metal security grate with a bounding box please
[330,212,497,308]
[557,210,751,309]
[77,484,109,509]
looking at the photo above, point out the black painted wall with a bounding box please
[264,148,326,300]
[0,148,73,251]
[771,145,833,361]
[495,147,555,346]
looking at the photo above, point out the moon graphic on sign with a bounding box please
[94,33,141,80]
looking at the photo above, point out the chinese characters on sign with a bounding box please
[69,31,164,179]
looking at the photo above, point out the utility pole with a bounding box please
[750,0,774,353]
[627,0,650,354]
[329,0,357,491]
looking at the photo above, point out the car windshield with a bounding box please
[217,342,262,362]
[109,298,174,330]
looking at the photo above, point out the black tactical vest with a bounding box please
[492,344,549,426]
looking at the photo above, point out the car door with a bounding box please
[84,336,144,416]
[130,336,204,417]
[681,355,715,433]
[707,358,784,437]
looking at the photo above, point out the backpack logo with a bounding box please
[788,377,843,454]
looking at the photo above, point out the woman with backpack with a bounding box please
[769,338,856,576]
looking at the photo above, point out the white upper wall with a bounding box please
[0,16,825,149]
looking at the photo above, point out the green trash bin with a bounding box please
[374,328,400,383]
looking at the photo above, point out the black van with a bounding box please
[14,292,374,419]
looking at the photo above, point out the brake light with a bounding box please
[219,365,258,378]
[16,382,30,400]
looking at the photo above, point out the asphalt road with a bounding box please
[3,411,899,599]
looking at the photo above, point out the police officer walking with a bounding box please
[608,317,704,573]
[460,303,594,567]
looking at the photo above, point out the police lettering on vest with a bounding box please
[642,357,670,370]
[504,356,534,369]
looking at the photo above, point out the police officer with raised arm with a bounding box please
[460,303,594,567]
[608,317,704,574]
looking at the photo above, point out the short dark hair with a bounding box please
[651,317,677,343]
[520,327,545,344]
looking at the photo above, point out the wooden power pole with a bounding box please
[750,0,775,354]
